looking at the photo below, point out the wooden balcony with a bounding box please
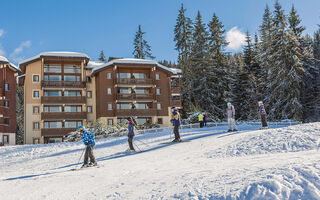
[171,100,182,107]
[116,93,154,100]
[41,112,87,120]
[41,128,75,137]
[41,80,86,88]
[116,78,153,85]
[115,109,157,116]
[171,87,181,94]
[41,96,86,104]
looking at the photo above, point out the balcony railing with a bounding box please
[171,100,182,107]
[41,96,86,104]
[41,112,87,120]
[116,78,153,85]
[171,87,181,94]
[41,128,75,137]
[41,80,86,88]
[115,109,157,116]
[116,93,154,100]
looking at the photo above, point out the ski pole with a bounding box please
[73,147,86,170]
[133,141,142,152]
[135,138,150,146]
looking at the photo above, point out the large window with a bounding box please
[44,121,62,128]
[44,75,62,81]
[132,73,148,79]
[44,106,62,112]
[64,105,82,112]
[44,64,62,73]
[135,103,149,109]
[117,103,132,109]
[119,88,131,94]
[64,121,82,128]
[44,90,62,96]
[135,117,152,125]
[64,90,81,96]
[64,75,80,81]
[135,88,149,94]
[64,65,80,73]
[117,73,131,78]
[171,96,180,101]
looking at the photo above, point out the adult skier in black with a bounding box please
[170,107,182,142]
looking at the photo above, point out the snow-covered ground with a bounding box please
[1,123,320,200]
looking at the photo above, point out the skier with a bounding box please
[258,101,269,129]
[198,112,204,128]
[170,107,182,142]
[77,126,97,168]
[227,102,238,132]
[127,117,136,152]
[203,112,208,127]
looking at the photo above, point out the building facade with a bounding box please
[20,52,181,144]
[0,56,20,146]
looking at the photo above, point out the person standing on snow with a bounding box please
[198,112,204,128]
[203,112,208,127]
[227,102,238,132]
[77,126,97,168]
[127,117,136,152]
[170,107,182,142]
[258,101,269,129]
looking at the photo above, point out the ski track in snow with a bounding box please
[1,123,320,200]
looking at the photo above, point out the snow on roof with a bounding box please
[170,68,182,74]
[90,58,177,75]
[19,51,90,66]
[0,55,20,72]
[86,61,105,69]
[0,55,9,63]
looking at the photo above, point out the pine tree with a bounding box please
[313,28,320,121]
[288,5,305,39]
[99,50,106,62]
[16,85,24,144]
[133,25,155,59]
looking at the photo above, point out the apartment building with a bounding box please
[0,56,20,146]
[20,52,181,144]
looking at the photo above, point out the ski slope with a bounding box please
[1,123,320,199]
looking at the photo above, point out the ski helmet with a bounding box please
[127,117,132,121]
[258,101,263,105]
[76,126,85,132]
[227,102,231,107]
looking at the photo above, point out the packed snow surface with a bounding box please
[1,123,320,199]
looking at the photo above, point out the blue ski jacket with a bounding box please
[81,130,95,146]
[171,111,181,126]
[128,121,135,136]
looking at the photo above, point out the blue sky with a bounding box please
[0,0,319,64]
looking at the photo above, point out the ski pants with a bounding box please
[260,114,268,127]
[199,121,204,128]
[203,120,207,127]
[128,135,135,150]
[228,118,237,130]
[84,145,96,165]
[174,125,181,140]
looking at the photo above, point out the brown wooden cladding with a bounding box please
[116,78,153,85]
[171,87,181,94]
[41,128,75,137]
[115,109,157,116]
[0,66,17,134]
[116,93,154,100]
[41,112,87,120]
[41,80,86,88]
[41,96,86,104]
[171,100,181,108]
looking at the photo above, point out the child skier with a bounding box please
[203,112,208,127]
[198,112,204,128]
[77,126,97,168]
[127,117,136,152]
[258,101,269,129]
[170,107,182,142]
[227,102,238,132]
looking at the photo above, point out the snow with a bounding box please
[19,51,90,66]
[1,123,320,199]
[0,55,9,62]
[86,60,105,69]
[0,55,20,71]
[90,58,179,75]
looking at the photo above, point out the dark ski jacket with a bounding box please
[128,121,135,136]
[81,130,95,147]
[171,111,181,126]
[259,105,267,115]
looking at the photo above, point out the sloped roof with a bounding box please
[86,61,105,70]
[19,51,90,66]
[0,55,21,72]
[90,58,178,76]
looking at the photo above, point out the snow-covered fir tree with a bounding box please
[133,25,155,59]
[99,50,106,62]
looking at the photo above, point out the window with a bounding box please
[135,117,151,125]
[44,90,62,96]
[156,73,160,80]
[33,122,39,130]
[3,118,9,125]
[108,119,113,125]
[135,103,149,109]
[108,104,112,110]
[33,90,40,98]
[44,75,62,81]
[33,106,39,114]
[117,73,130,78]
[64,75,80,81]
[3,135,9,144]
[119,88,131,94]
[157,103,161,110]
[44,106,62,112]
[33,138,40,144]
[107,88,111,94]
[86,76,92,83]
[156,88,160,95]
[132,73,148,79]
[64,65,80,73]
[65,121,82,128]
[171,96,180,101]
[157,118,163,124]
[3,101,9,107]
[33,75,39,83]
[87,106,92,113]
[135,88,148,94]
[64,105,82,112]
[44,121,62,129]
[117,103,132,109]
[44,64,62,73]
[107,72,111,79]
[5,83,8,91]
[87,91,92,98]
[64,90,81,96]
